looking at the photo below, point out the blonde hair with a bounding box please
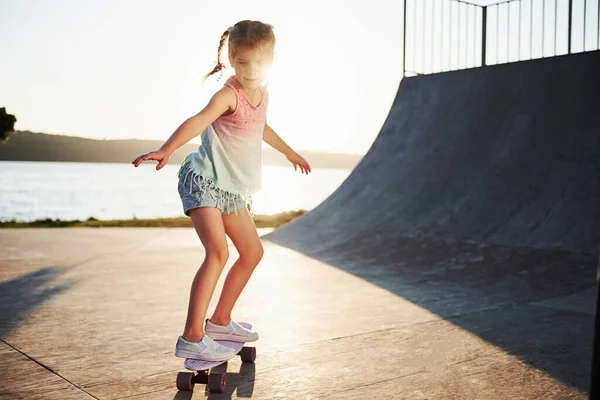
[204,20,275,81]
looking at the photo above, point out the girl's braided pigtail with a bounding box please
[203,30,230,81]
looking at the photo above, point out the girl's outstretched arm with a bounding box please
[132,88,235,170]
[263,123,311,174]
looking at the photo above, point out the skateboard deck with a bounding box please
[176,322,256,393]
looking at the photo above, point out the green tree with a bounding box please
[1,108,17,143]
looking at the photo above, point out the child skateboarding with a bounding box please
[132,20,311,362]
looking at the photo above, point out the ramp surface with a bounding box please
[266,51,600,255]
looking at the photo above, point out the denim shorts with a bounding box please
[178,167,248,217]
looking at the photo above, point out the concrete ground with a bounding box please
[0,227,596,399]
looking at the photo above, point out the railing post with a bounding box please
[482,6,487,66]
[507,2,510,62]
[583,0,587,51]
[554,0,558,56]
[432,0,435,73]
[403,0,407,77]
[542,0,546,56]
[568,0,573,54]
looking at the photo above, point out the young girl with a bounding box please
[132,20,311,361]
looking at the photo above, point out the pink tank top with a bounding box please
[213,76,268,139]
[180,76,269,198]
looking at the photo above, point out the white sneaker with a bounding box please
[175,335,238,361]
[205,319,259,342]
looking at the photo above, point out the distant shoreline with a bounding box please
[0,210,307,229]
[0,131,363,170]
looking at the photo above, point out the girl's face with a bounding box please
[229,41,274,89]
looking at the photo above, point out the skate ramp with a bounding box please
[265,51,600,256]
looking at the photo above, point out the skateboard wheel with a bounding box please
[176,372,195,391]
[207,372,227,393]
[240,346,256,363]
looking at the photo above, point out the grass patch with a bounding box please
[0,210,307,229]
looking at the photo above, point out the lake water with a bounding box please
[0,161,353,222]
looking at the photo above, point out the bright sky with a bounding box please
[1,0,597,155]
[0,0,405,155]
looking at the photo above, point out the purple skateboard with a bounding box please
[175,322,257,393]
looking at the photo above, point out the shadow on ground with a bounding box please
[0,267,71,339]
[265,231,597,393]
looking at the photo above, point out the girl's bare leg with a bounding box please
[210,207,264,325]
[182,207,230,342]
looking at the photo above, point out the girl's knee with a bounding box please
[206,245,229,266]
[242,243,264,266]
[255,244,264,264]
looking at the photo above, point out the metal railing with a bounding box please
[403,0,600,76]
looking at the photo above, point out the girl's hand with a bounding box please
[286,152,311,175]
[132,148,171,170]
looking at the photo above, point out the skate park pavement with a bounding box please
[1,227,595,399]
